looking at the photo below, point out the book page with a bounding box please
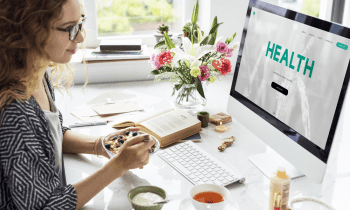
[110,101,172,128]
[139,109,200,138]
[135,105,174,124]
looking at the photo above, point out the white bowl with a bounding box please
[102,131,160,159]
[189,184,231,210]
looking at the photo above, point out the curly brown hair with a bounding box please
[0,0,86,109]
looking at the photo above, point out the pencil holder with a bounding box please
[197,111,210,128]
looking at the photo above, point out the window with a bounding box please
[277,0,350,28]
[82,0,184,48]
[96,0,183,37]
[278,0,322,17]
[344,0,350,27]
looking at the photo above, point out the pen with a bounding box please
[69,121,108,128]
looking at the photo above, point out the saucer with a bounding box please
[179,198,239,210]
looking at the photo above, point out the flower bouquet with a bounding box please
[149,0,239,111]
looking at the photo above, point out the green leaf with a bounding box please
[175,83,183,91]
[209,22,223,35]
[164,31,175,50]
[192,31,199,43]
[197,27,202,43]
[172,84,183,96]
[200,35,210,46]
[209,16,221,41]
[183,26,191,34]
[187,33,192,42]
[208,34,217,45]
[158,66,172,72]
[151,70,161,75]
[154,40,166,49]
[210,16,218,34]
[225,32,236,45]
[191,0,199,24]
[195,77,205,99]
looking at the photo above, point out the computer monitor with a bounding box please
[228,0,350,183]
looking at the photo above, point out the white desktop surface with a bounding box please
[55,75,350,210]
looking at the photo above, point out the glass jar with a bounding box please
[172,83,207,114]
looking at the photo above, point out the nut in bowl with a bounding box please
[102,130,160,159]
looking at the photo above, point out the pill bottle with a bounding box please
[269,167,291,210]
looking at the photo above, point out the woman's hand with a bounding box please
[103,127,156,172]
[97,127,141,159]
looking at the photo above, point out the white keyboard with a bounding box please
[157,141,245,186]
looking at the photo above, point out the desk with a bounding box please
[55,75,350,210]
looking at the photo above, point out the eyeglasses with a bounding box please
[53,14,86,41]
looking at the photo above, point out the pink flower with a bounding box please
[157,50,173,66]
[226,49,233,57]
[199,65,210,81]
[218,58,232,76]
[151,54,161,69]
[216,41,229,54]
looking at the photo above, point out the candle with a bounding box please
[215,122,228,132]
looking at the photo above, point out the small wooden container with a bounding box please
[209,112,232,125]
[197,111,210,128]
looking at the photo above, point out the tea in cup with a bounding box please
[189,184,230,210]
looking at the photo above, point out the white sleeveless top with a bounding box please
[42,78,63,186]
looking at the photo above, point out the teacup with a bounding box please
[189,184,230,210]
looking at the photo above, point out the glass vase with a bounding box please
[172,83,207,114]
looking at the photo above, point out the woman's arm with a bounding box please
[71,129,155,209]
[73,156,126,209]
[62,129,109,158]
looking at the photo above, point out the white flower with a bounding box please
[231,42,240,51]
[170,37,215,69]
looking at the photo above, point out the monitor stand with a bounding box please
[248,146,304,179]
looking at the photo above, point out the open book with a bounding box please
[112,108,202,147]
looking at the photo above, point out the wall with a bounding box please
[343,0,350,27]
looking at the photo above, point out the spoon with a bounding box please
[153,199,171,205]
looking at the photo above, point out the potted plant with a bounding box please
[154,23,172,43]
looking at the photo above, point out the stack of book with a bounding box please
[100,39,142,51]
[86,39,150,62]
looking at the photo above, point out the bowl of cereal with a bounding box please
[102,131,160,159]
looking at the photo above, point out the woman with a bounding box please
[0,0,155,209]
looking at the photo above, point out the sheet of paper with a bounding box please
[86,91,136,105]
[71,104,99,117]
[139,109,200,138]
[91,101,142,115]
[86,89,163,109]
[71,113,117,122]
[70,89,164,122]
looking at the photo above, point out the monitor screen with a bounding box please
[231,0,350,164]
